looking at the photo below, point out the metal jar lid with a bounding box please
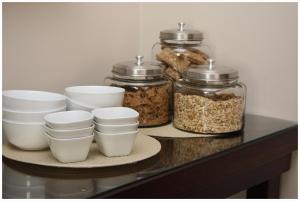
[112,56,164,80]
[183,59,239,85]
[160,22,203,44]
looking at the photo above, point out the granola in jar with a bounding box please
[106,56,172,127]
[122,83,171,126]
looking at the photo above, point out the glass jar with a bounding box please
[173,59,246,134]
[105,56,172,127]
[152,22,212,81]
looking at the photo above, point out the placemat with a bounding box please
[3,134,161,168]
[140,123,231,138]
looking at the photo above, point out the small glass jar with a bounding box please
[152,22,212,81]
[105,56,172,127]
[173,59,246,134]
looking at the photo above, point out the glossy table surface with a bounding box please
[2,114,297,198]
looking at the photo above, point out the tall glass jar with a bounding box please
[152,22,212,81]
[173,59,246,134]
[105,56,172,127]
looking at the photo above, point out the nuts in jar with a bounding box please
[152,22,211,81]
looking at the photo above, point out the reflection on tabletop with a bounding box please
[3,114,297,198]
[3,130,243,198]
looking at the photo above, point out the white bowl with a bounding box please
[44,110,93,130]
[3,90,66,112]
[3,119,48,150]
[65,86,124,108]
[94,121,139,134]
[66,97,95,112]
[44,124,95,139]
[44,132,94,163]
[3,106,66,123]
[92,107,139,125]
[94,130,138,157]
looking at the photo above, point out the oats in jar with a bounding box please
[174,92,244,134]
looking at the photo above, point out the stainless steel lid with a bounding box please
[160,22,203,44]
[112,56,164,80]
[183,59,239,84]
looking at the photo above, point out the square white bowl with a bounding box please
[91,107,139,125]
[94,130,138,157]
[44,124,95,139]
[44,110,93,130]
[94,121,138,134]
[44,132,94,163]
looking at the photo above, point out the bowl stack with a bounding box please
[92,107,139,157]
[43,110,94,163]
[2,90,66,150]
[64,86,125,112]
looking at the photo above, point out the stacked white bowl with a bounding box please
[2,90,66,150]
[64,86,125,112]
[92,107,139,157]
[43,110,94,163]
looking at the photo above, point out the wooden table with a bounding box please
[2,114,297,198]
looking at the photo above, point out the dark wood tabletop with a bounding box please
[2,114,297,198]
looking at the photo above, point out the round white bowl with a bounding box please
[44,124,95,139]
[64,86,124,108]
[66,97,95,112]
[44,110,93,130]
[3,106,66,123]
[44,132,94,163]
[92,107,139,125]
[94,121,139,134]
[3,119,48,150]
[94,130,138,157]
[3,90,66,112]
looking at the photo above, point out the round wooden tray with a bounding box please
[3,134,161,168]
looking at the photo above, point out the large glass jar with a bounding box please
[173,60,246,134]
[105,56,172,127]
[152,22,212,81]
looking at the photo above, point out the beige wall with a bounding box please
[140,3,297,122]
[139,3,297,198]
[3,3,140,93]
[3,3,297,198]
[140,3,298,198]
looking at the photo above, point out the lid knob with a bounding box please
[208,59,215,71]
[135,55,144,66]
[177,22,186,31]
